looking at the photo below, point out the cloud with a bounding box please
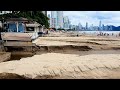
[47,11,120,26]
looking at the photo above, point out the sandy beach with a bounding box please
[1,31,120,79]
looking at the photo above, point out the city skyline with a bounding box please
[50,11,64,29]
[48,11,120,31]
[48,11,71,29]
[47,11,120,27]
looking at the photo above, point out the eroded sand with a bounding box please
[33,36,120,47]
[1,32,120,79]
[0,53,120,79]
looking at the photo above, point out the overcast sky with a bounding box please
[47,11,120,27]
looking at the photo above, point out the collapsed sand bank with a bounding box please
[34,45,92,52]
[32,36,120,51]
[1,34,120,79]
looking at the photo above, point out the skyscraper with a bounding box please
[78,23,82,30]
[47,14,51,28]
[63,16,70,29]
[51,11,57,28]
[86,22,88,30]
[50,11,64,29]
[99,21,102,30]
[102,24,104,30]
[72,25,76,30]
[57,11,63,29]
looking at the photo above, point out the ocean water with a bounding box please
[77,31,120,36]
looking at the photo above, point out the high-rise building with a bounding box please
[50,11,64,29]
[99,21,102,30]
[56,11,63,29]
[104,25,108,31]
[89,24,93,30]
[86,22,88,30]
[78,23,82,30]
[102,24,104,30]
[51,11,57,28]
[76,25,79,31]
[72,25,76,30]
[93,26,99,31]
[63,16,70,29]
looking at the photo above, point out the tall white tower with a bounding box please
[51,11,57,28]
[50,11,64,29]
[57,11,63,29]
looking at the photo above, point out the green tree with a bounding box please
[0,11,49,28]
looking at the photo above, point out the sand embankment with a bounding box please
[1,32,120,79]
[33,36,120,51]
